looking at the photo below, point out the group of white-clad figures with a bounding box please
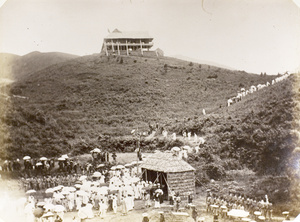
[227,72,291,107]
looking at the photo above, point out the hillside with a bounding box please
[0,54,277,157]
[1,53,299,210]
[0,51,79,80]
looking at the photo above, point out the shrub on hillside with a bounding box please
[203,163,226,180]
[207,74,218,79]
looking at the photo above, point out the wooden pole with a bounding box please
[117,42,120,55]
[111,40,115,52]
[104,42,108,56]
[126,40,129,56]
[140,39,143,55]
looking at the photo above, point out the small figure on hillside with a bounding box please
[159,211,165,222]
[191,205,198,222]
[172,133,176,140]
[175,192,181,212]
[112,152,117,162]
[188,192,193,204]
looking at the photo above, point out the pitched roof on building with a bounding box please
[105,29,153,40]
[140,151,195,173]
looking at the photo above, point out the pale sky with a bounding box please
[0,0,300,74]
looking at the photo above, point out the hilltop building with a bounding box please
[101,29,162,57]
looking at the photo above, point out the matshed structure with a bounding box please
[102,28,156,56]
[140,151,195,200]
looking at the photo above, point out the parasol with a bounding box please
[43,203,55,211]
[124,163,132,168]
[26,189,36,194]
[66,187,76,192]
[97,163,105,168]
[182,145,191,150]
[92,171,102,177]
[40,157,47,161]
[42,211,54,218]
[91,148,101,153]
[36,202,46,207]
[54,193,65,199]
[79,175,87,181]
[53,205,65,212]
[57,157,65,161]
[61,154,69,159]
[23,156,31,160]
[171,147,180,152]
[36,162,43,166]
[61,190,70,195]
[116,165,125,169]
[74,184,82,189]
[228,209,249,218]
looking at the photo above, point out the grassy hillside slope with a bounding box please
[1,54,276,159]
[0,51,79,80]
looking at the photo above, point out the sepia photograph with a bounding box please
[0,0,300,221]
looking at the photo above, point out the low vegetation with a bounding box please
[1,52,299,212]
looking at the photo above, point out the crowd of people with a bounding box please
[1,156,189,222]
[206,191,274,221]
[227,72,291,107]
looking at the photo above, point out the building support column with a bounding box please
[111,40,115,52]
[126,40,129,56]
[104,42,108,56]
[117,43,120,55]
[140,40,143,55]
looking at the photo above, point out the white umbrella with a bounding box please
[36,202,46,207]
[43,203,55,211]
[42,212,54,218]
[91,148,101,153]
[116,165,125,169]
[40,157,47,161]
[36,162,43,166]
[26,189,36,194]
[182,145,191,150]
[97,187,108,194]
[79,175,87,181]
[53,205,65,212]
[57,157,65,161]
[23,156,31,160]
[45,188,54,193]
[76,190,88,196]
[171,147,181,152]
[111,166,117,170]
[61,154,69,159]
[92,171,102,177]
[65,187,76,192]
[55,193,65,199]
[74,184,82,189]
[54,185,64,190]
[61,190,70,195]
[97,163,105,168]
[228,209,249,218]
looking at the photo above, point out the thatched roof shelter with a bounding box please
[140,151,195,199]
[141,151,195,173]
